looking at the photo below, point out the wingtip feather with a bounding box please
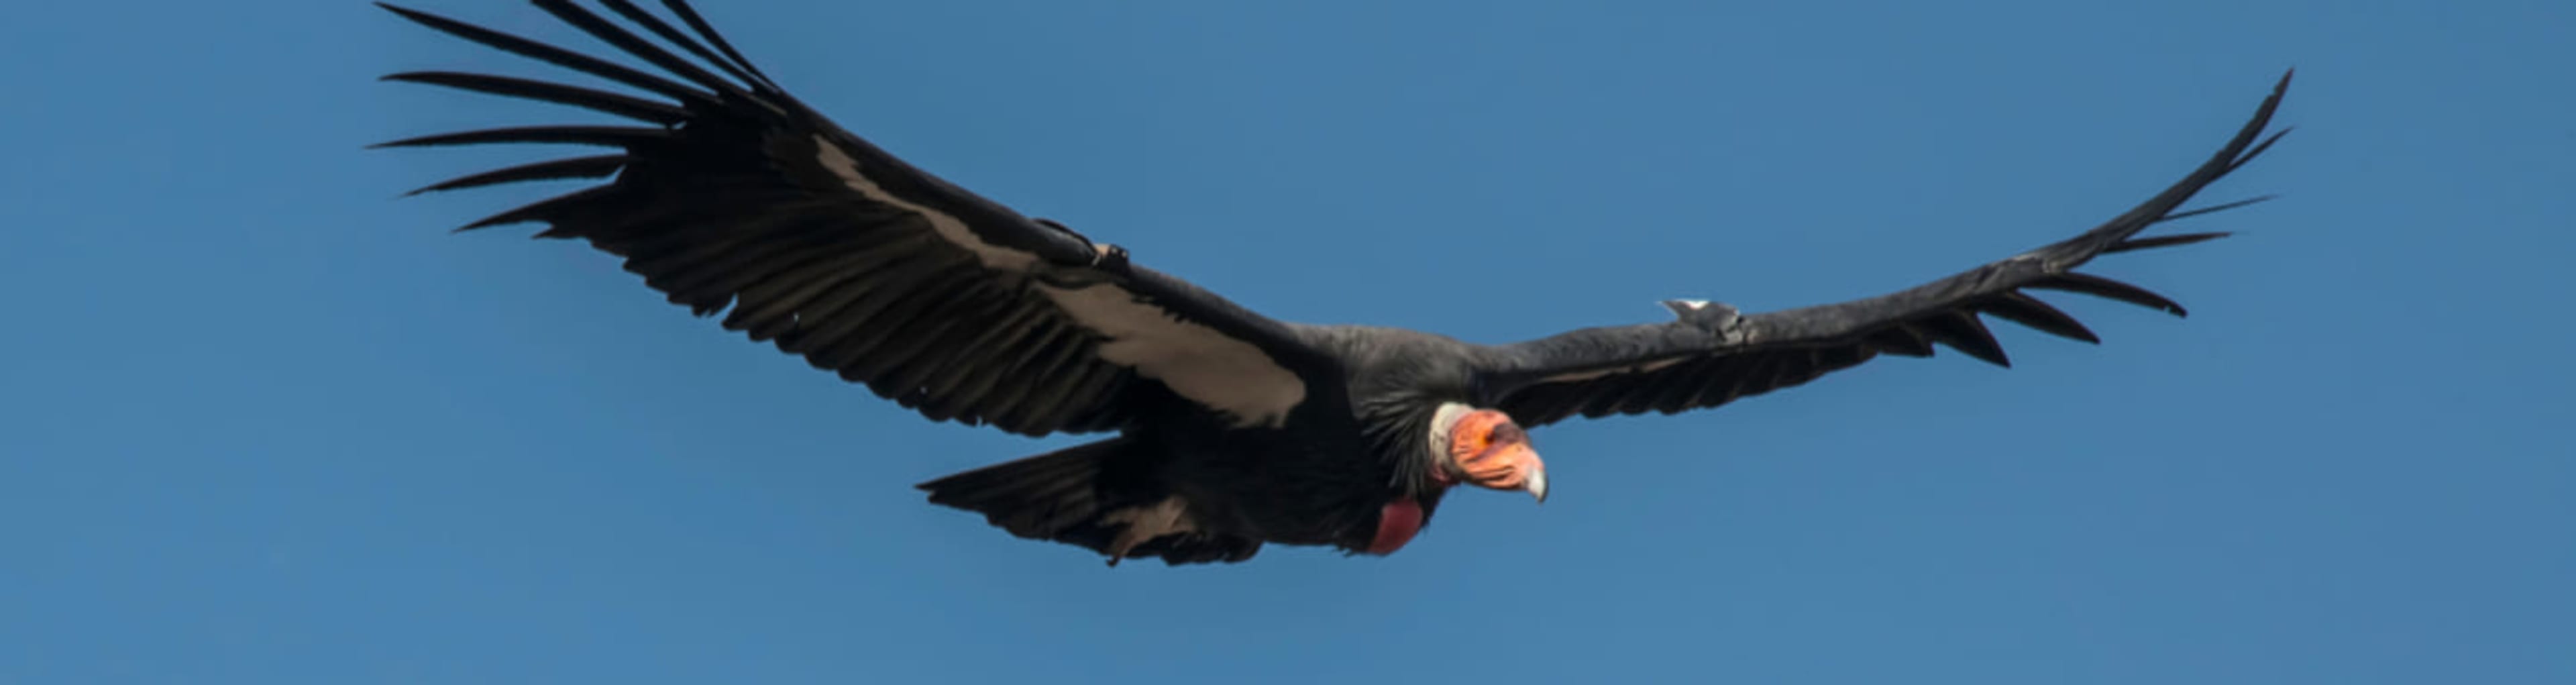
[659,0,780,90]
[530,0,755,103]
[1980,292,2103,345]
[376,71,692,125]
[402,154,631,197]
[2104,231,2233,254]
[2029,273,2190,318]
[1917,312,2013,368]
[380,0,719,107]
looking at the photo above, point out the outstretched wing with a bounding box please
[378,1,1340,436]
[1475,71,2293,427]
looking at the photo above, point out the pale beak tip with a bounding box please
[1527,470,1549,504]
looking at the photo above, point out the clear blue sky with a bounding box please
[3,1,2569,682]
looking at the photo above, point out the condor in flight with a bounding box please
[378,1,2293,566]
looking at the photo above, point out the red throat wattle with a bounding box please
[1366,498,1426,555]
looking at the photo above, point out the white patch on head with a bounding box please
[815,135,1305,429]
[1534,357,1688,384]
[1428,401,1474,458]
[1103,496,1194,559]
[1038,284,1305,428]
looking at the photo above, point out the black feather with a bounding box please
[1914,311,2012,368]
[2105,231,2232,254]
[810,267,985,372]
[786,284,908,362]
[1630,365,1701,415]
[657,0,781,91]
[989,331,1099,431]
[1721,355,1777,403]
[913,301,1049,420]
[372,125,670,150]
[716,245,875,334]
[405,155,630,196]
[1766,352,1820,394]
[924,310,1062,423]
[1025,361,1128,432]
[1815,345,1874,371]
[376,3,718,108]
[381,72,688,124]
[2157,195,2275,225]
[647,236,802,314]
[2229,127,2294,173]
[629,212,828,288]
[730,272,867,341]
[1865,325,1937,358]
[873,290,1021,396]
[2029,273,2188,317]
[529,0,759,105]
[1977,292,2101,344]
[596,0,771,94]
[1675,357,1747,408]
[800,258,979,362]
[460,186,619,231]
[645,219,859,312]
[767,265,906,352]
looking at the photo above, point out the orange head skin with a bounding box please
[1366,407,1548,556]
[1441,409,1548,503]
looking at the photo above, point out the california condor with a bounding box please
[377,0,2294,566]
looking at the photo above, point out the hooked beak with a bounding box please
[1525,466,1548,504]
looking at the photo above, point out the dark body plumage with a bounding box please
[379,1,2294,566]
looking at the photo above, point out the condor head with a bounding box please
[1434,403,1548,503]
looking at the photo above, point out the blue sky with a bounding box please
[3,0,2570,682]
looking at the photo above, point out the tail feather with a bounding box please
[917,437,1261,566]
